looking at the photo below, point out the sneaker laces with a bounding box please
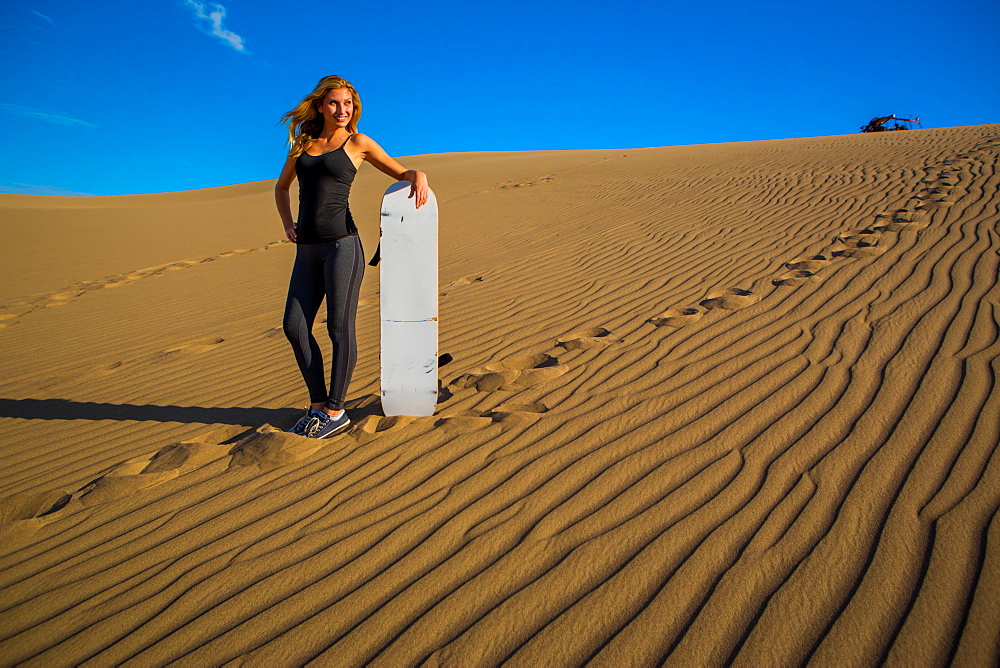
[303,413,329,437]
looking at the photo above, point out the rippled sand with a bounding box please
[1,125,998,665]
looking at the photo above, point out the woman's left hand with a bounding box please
[409,171,429,208]
[357,136,430,208]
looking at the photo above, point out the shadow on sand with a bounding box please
[0,398,298,427]
[0,396,390,431]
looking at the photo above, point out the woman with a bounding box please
[276,75,429,438]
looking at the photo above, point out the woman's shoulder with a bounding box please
[348,132,378,150]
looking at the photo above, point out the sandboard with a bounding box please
[379,181,438,416]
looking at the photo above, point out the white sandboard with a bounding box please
[379,181,438,416]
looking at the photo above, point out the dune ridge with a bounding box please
[0,125,998,664]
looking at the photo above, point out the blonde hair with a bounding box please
[280,75,362,158]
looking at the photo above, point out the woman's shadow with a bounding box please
[0,398,299,428]
[0,396,390,431]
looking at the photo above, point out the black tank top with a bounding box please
[295,135,358,243]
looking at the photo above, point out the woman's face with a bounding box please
[319,88,353,128]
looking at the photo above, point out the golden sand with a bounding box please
[1,125,998,664]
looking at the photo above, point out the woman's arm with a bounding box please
[275,155,298,242]
[353,134,429,208]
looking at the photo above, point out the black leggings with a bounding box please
[282,235,364,410]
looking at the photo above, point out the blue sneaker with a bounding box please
[288,409,323,435]
[305,410,351,439]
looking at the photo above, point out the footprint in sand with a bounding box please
[228,425,347,470]
[493,401,548,414]
[773,270,820,287]
[76,441,227,506]
[434,410,496,434]
[556,327,621,350]
[648,307,703,328]
[829,229,888,258]
[499,176,553,189]
[145,441,225,473]
[873,211,928,232]
[700,288,758,310]
[83,360,126,376]
[44,291,81,307]
[166,261,196,271]
[441,275,484,297]
[772,254,831,286]
[156,337,225,360]
[830,242,887,258]
[347,414,418,444]
[916,199,956,211]
[0,490,72,525]
[785,254,832,272]
[3,297,33,311]
[831,246,887,258]
[488,402,549,426]
[450,353,569,392]
[483,353,559,372]
[914,190,954,202]
[435,402,549,433]
[876,219,927,232]
[0,313,21,328]
[216,249,253,259]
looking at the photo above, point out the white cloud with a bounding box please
[0,103,96,128]
[31,10,54,23]
[184,1,247,53]
[0,182,94,196]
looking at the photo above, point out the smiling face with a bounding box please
[318,87,354,130]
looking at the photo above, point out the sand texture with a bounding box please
[1,125,998,665]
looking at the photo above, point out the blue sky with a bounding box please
[1,0,998,196]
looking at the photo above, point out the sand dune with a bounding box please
[1,125,998,665]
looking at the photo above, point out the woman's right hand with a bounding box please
[275,155,298,243]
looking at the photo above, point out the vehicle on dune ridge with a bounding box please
[861,114,922,132]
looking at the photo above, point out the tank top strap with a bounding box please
[338,133,354,150]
